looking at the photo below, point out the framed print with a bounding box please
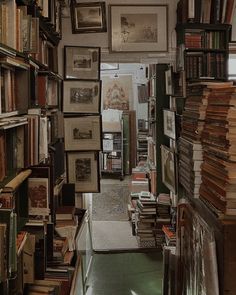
[163,109,176,140]
[67,151,100,193]
[28,177,50,216]
[71,1,107,34]
[63,80,101,113]
[109,4,168,52]
[64,46,100,80]
[64,116,102,151]
[161,145,176,193]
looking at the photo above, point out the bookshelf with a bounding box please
[0,1,82,294]
[175,1,236,295]
[100,120,124,179]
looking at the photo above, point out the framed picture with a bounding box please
[109,4,168,52]
[64,115,102,151]
[28,177,50,216]
[70,1,107,34]
[161,145,176,193]
[67,151,100,193]
[63,80,101,113]
[64,46,100,80]
[165,68,173,95]
[163,109,176,140]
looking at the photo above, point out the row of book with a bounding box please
[185,30,226,49]
[177,0,236,24]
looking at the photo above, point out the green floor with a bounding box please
[85,252,163,295]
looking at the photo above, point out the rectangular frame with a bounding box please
[64,115,102,151]
[163,109,176,140]
[109,4,168,52]
[63,80,101,114]
[161,145,176,193]
[70,1,107,34]
[67,151,100,193]
[64,46,100,80]
[28,177,50,216]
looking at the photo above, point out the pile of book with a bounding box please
[134,191,157,248]
[155,193,171,247]
[162,225,176,246]
[181,83,210,141]
[200,83,236,215]
[178,137,203,198]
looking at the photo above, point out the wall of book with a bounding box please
[174,1,236,294]
[0,0,89,294]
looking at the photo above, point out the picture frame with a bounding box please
[163,109,176,140]
[64,46,100,80]
[67,151,100,193]
[28,177,50,216]
[63,80,101,114]
[64,115,102,151]
[161,145,176,193]
[109,4,168,52]
[70,1,107,34]
[165,68,173,95]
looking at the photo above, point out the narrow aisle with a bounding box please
[85,252,163,295]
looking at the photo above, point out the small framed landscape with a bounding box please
[64,116,102,151]
[63,80,101,113]
[161,145,176,194]
[163,109,176,140]
[67,151,100,193]
[64,46,100,80]
[70,1,107,34]
[109,4,168,52]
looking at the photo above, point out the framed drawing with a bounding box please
[28,177,50,216]
[161,145,176,193]
[67,151,100,193]
[109,4,168,52]
[64,46,100,80]
[102,75,132,110]
[63,80,101,113]
[64,115,102,151]
[163,109,176,140]
[70,1,107,34]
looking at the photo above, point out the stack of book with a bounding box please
[49,237,74,267]
[200,84,236,215]
[135,192,157,248]
[178,137,203,198]
[155,194,171,247]
[181,83,210,141]
[162,225,176,246]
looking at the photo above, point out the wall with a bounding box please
[58,0,178,74]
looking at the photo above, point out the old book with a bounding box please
[3,169,32,192]
[0,223,7,282]
[56,206,75,221]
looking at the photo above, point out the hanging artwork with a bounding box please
[102,75,133,110]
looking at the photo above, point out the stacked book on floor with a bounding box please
[134,191,157,248]
[200,82,236,216]
[178,137,203,198]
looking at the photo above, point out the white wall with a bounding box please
[58,0,178,74]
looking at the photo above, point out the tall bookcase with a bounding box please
[174,1,236,295]
[0,1,82,294]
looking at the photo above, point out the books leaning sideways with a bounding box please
[199,82,236,216]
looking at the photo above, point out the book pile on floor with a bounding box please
[178,137,203,198]
[134,191,157,248]
[200,83,236,216]
[155,193,171,247]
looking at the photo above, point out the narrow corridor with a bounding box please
[85,252,163,295]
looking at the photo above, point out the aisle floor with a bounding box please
[85,252,163,295]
